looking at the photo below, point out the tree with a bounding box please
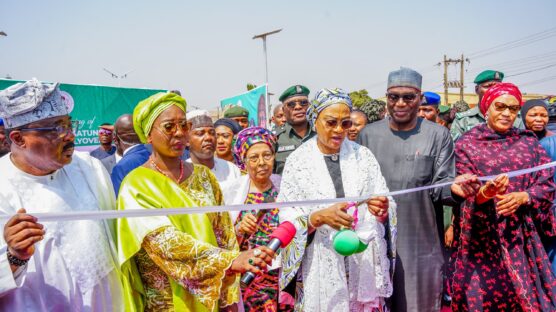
[349,89,372,108]
[246,83,257,91]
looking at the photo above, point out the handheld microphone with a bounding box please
[240,221,296,287]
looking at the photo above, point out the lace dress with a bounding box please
[278,138,397,312]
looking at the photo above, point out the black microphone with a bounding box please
[240,221,296,287]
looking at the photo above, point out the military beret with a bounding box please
[422,91,441,106]
[474,70,504,85]
[438,105,451,114]
[223,105,249,118]
[279,85,310,102]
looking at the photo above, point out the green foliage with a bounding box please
[349,89,372,108]
[246,83,257,91]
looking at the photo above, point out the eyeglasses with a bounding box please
[386,93,419,103]
[156,120,188,135]
[493,102,521,114]
[285,100,309,109]
[99,129,113,135]
[324,119,353,130]
[19,120,79,139]
[246,152,274,164]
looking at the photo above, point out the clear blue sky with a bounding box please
[1,0,555,110]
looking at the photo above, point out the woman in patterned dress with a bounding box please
[452,83,556,311]
[223,126,287,312]
[116,92,275,312]
[277,88,397,312]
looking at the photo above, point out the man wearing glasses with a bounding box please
[357,68,480,312]
[90,123,117,160]
[273,84,316,175]
[0,79,123,311]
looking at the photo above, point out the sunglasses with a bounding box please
[285,100,309,109]
[386,93,419,103]
[157,120,188,135]
[324,119,353,130]
[99,129,113,135]
[19,120,79,139]
[493,102,521,114]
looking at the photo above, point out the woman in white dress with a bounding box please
[278,88,397,312]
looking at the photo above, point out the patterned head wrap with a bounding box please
[307,88,353,130]
[133,92,187,143]
[479,82,522,116]
[0,79,69,129]
[233,126,276,170]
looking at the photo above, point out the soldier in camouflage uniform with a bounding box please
[450,70,523,140]
[359,99,386,123]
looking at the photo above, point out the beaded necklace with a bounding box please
[150,157,184,183]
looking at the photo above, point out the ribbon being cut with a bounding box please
[3,160,555,223]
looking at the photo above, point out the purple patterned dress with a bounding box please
[451,124,556,311]
[235,186,285,312]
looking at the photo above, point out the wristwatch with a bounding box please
[7,251,29,267]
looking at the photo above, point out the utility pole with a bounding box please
[443,55,448,106]
[442,54,467,105]
[253,29,282,127]
[460,54,465,101]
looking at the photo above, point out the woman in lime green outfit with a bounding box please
[116,92,275,312]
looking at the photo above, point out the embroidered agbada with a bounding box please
[278,138,397,312]
[452,124,556,311]
[117,164,240,312]
[0,152,123,311]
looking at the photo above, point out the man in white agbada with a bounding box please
[278,88,397,312]
[0,79,123,311]
[186,110,241,188]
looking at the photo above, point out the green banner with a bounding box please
[220,84,268,127]
[0,79,165,148]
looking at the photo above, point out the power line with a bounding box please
[506,63,556,78]
[520,75,556,88]
[467,26,556,59]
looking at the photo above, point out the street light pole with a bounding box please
[253,29,282,127]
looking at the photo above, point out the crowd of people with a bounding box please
[0,67,555,312]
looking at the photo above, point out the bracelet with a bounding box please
[7,251,29,267]
[308,212,318,229]
[479,186,494,199]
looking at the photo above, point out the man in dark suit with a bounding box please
[111,114,151,196]
[100,152,117,174]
